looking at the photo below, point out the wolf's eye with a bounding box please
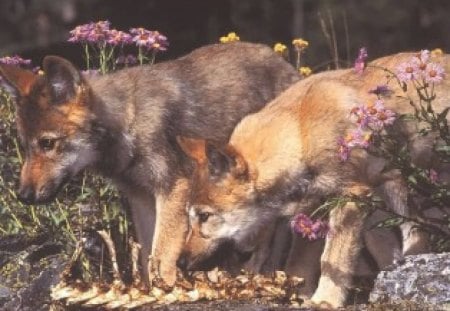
[198,212,211,223]
[38,138,56,152]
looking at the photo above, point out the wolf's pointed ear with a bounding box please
[43,56,83,105]
[177,136,248,180]
[0,64,37,99]
[206,143,248,180]
[177,136,207,165]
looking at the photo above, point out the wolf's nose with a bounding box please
[176,253,189,270]
[17,186,36,205]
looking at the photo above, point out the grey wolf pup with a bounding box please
[0,42,299,285]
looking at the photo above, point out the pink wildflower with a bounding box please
[396,60,420,83]
[340,99,396,161]
[337,128,372,162]
[424,62,445,84]
[351,100,396,131]
[429,169,439,184]
[367,100,396,130]
[291,213,329,240]
[337,137,351,161]
[68,21,113,45]
[0,55,32,67]
[354,47,368,74]
[130,28,169,51]
[396,50,446,84]
[350,104,371,128]
[345,128,371,148]
[130,28,155,48]
[151,31,169,51]
[106,29,132,46]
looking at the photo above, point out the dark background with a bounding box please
[1,0,450,70]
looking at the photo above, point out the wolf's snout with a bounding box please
[17,185,36,205]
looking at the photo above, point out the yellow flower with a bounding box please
[292,38,309,51]
[273,43,287,54]
[220,32,240,43]
[299,66,312,77]
[431,48,444,57]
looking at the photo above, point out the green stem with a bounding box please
[13,138,23,164]
[30,205,41,226]
[2,198,23,229]
[296,50,301,71]
[138,46,145,65]
[150,50,157,65]
[100,47,107,75]
[84,44,90,70]
[56,199,75,241]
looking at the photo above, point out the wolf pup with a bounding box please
[0,42,300,285]
[177,52,449,307]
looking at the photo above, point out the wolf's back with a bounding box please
[89,42,300,144]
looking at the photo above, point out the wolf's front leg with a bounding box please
[285,235,324,297]
[150,177,190,286]
[125,191,156,284]
[380,178,430,255]
[310,201,364,309]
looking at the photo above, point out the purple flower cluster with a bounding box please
[290,213,329,241]
[129,28,168,51]
[354,47,368,74]
[107,29,133,46]
[69,20,115,44]
[396,50,445,84]
[337,129,371,161]
[68,21,169,51]
[0,55,32,67]
[351,100,396,130]
[338,99,396,161]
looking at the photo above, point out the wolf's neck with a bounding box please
[88,75,136,179]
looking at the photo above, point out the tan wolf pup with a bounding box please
[0,42,299,285]
[177,52,450,307]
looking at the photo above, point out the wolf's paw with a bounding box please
[148,256,177,288]
[402,226,430,256]
[158,264,177,287]
[310,276,346,309]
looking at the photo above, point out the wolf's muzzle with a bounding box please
[17,185,36,205]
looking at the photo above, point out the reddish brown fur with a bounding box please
[180,52,450,308]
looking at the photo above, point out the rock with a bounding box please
[0,284,12,305]
[0,234,67,311]
[369,252,450,310]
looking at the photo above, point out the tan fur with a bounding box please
[179,52,450,307]
[150,177,190,285]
